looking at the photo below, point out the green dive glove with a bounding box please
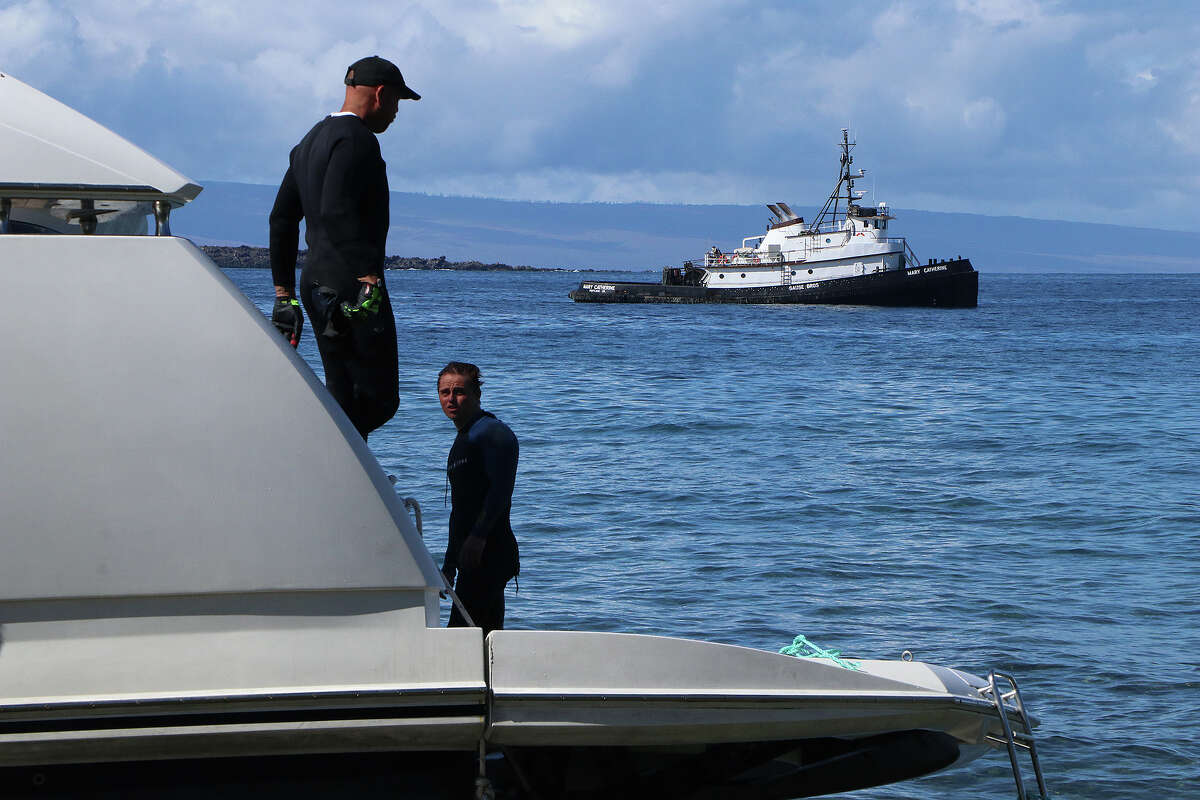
[340,281,383,322]
[271,297,303,347]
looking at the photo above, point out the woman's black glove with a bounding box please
[271,297,303,347]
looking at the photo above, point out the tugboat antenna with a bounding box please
[812,128,856,231]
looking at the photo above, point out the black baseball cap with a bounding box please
[344,56,420,100]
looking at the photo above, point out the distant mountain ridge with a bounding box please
[176,181,1200,273]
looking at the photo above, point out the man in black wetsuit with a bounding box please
[437,362,520,635]
[268,56,420,440]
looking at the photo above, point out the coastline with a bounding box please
[200,245,579,272]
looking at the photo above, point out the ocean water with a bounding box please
[231,269,1199,799]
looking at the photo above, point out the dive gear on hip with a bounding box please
[309,284,347,339]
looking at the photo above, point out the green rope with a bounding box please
[779,634,862,671]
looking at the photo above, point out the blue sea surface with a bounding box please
[230,269,1199,799]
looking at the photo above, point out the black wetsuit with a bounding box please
[269,114,399,438]
[443,411,520,635]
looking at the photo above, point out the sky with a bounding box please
[3,0,1199,232]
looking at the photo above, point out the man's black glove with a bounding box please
[271,297,303,348]
[340,281,383,322]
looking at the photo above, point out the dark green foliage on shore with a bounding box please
[200,245,542,271]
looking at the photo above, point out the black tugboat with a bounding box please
[569,131,978,307]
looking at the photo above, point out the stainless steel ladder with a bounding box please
[984,670,1049,799]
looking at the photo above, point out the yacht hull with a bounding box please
[0,732,966,799]
[0,630,1014,798]
[569,258,978,307]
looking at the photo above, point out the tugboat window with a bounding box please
[790,270,796,276]
[808,269,813,274]
[719,273,725,279]
[740,273,746,278]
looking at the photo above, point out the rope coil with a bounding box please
[779,634,862,671]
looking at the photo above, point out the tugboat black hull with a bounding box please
[570,258,977,308]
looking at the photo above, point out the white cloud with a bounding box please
[1130,70,1157,89]
[954,0,1046,27]
[587,40,639,90]
[1160,90,1200,156]
[961,97,1006,133]
[2,0,1200,230]
[390,167,756,205]
[727,1,1076,146]
[0,2,81,81]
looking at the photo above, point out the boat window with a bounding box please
[740,273,746,278]
[719,273,725,279]
[4,220,60,235]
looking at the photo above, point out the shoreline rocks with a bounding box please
[200,245,547,272]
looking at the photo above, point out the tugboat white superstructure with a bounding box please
[570,130,978,307]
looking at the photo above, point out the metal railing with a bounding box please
[400,494,477,628]
[982,671,1049,800]
[702,234,910,270]
[704,251,784,267]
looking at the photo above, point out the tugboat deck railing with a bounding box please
[702,237,910,269]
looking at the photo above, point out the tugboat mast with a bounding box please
[812,129,864,231]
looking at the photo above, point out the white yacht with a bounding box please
[570,131,978,306]
[0,72,1041,798]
